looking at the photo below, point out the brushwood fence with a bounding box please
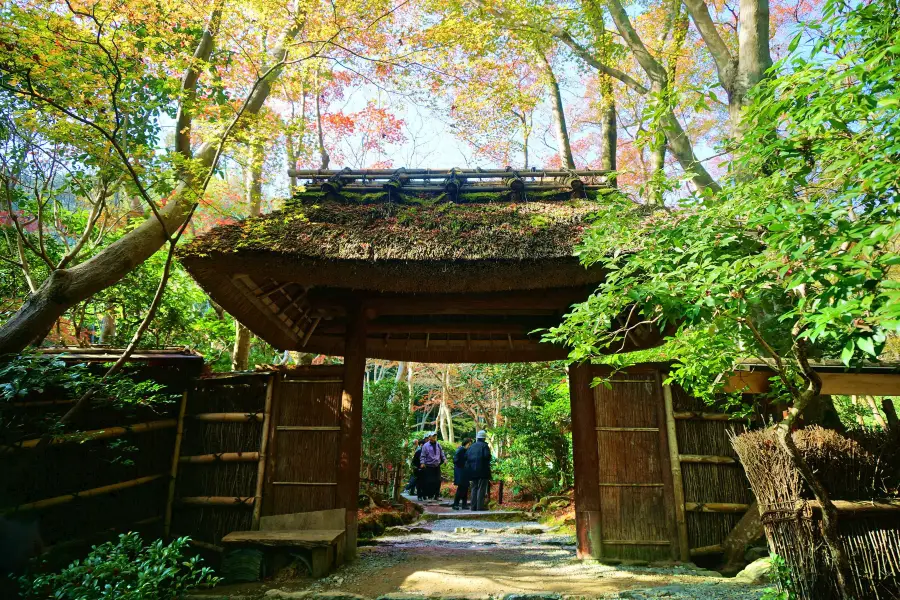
[733,426,900,600]
[0,349,202,559]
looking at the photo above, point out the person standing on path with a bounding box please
[420,432,446,501]
[451,438,473,510]
[406,439,422,497]
[467,430,492,511]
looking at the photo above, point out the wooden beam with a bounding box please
[1,419,176,453]
[304,288,592,317]
[178,496,255,507]
[690,544,724,557]
[192,412,263,422]
[252,375,275,530]
[685,502,751,513]
[725,370,900,396]
[570,363,603,560]
[810,499,900,515]
[180,452,260,464]
[663,384,690,562]
[673,411,753,422]
[337,303,366,561]
[679,454,737,465]
[323,322,544,335]
[654,371,681,562]
[2,474,165,514]
[164,391,189,538]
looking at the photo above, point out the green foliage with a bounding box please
[494,372,572,498]
[761,555,797,600]
[548,0,900,410]
[0,351,175,443]
[362,377,412,472]
[18,533,219,600]
[440,440,459,483]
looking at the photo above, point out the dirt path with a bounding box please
[201,507,767,600]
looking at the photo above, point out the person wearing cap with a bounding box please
[419,431,446,501]
[451,438,473,510]
[466,430,492,511]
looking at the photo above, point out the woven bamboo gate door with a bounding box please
[592,367,679,561]
[664,382,753,560]
[262,366,346,517]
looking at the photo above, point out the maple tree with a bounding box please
[0,0,404,354]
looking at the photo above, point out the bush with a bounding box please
[495,382,572,499]
[18,533,219,599]
[439,440,459,482]
[362,378,411,473]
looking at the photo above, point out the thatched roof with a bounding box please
[177,170,624,360]
[180,188,612,294]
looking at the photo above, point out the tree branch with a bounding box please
[682,0,736,88]
[174,2,223,161]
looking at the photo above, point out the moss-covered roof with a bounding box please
[181,189,611,263]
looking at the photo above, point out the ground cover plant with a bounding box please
[17,533,218,599]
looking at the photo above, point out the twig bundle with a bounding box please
[732,426,900,599]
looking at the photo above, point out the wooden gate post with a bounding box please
[337,304,367,560]
[569,363,603,560]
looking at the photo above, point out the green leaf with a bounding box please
[856,337,876,356]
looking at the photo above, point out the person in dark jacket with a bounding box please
[451,438,473,510]
[405,439,422,496]
[466,430,492,511]
[410,438,427,500]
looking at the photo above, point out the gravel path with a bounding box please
[198,508,767,600]
[259,511,767,600]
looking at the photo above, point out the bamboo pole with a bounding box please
[672,411,755,422]
[679,454,737,465]
[685,502,751,513]
[179,452,260,464]
[192,412,263,422]
[45,516,162,553]
[164,390,189,538]
[690,544,724,557]
[189,539,225,553]
[252,374,275,530]
[2,474,165,514]
[10,399,77,408]
[178,496,255,507]
[808,499,900,514]
[2,419,177,453]
[663,385,690,562]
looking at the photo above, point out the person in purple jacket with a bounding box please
[419,431,446,501]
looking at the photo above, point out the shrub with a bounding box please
[18,533,219,599]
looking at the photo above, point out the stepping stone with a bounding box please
[505,526,546,535]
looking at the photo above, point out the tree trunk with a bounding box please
[407,363,415,413]
[603,0,720,192]
[99,310,116,344]
[231,136,264,371]
[315,68,330,169]
[682,0,772,132]
[598,76,617,180]
[649,130,666,205]
[231,321,251,371]
[850,395,866,426]
[538,50,575,169]
[440,368,455,443]
[719,501,763,574]
[0,8,307,355]
[865,395,888,429]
